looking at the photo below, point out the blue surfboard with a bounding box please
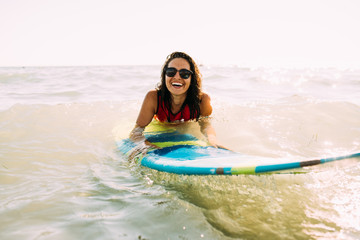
[117,122,360,175]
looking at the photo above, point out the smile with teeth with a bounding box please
[172,82,183,87]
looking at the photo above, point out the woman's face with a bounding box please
[165,58,192,97]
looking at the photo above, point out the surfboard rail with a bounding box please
[117,138,360,175]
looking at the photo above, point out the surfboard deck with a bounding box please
[116,122,360,175]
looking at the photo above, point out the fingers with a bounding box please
[144,140,161,149]
[216,144,230,150]
[128,141,161,162]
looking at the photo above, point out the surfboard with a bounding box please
[116,122,360,175]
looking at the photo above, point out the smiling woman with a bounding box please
[129,51,221,148]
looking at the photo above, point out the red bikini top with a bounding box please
[154,92,195,122]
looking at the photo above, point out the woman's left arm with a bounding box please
[199,93,220,147]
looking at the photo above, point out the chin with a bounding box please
[171,88,188,95]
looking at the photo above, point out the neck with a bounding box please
[171,93,186,106]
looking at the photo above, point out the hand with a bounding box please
[144,140,161,149]
[207,134,230,150]
[128,140,160,162]
[207,134,219,148]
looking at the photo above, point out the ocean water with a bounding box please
[1,65,360,240]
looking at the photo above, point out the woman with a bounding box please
[130,51,220,148]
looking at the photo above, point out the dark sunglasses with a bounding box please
[165,67,193,79]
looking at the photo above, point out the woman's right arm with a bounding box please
[129,90,158,143]
[135,90,158,128]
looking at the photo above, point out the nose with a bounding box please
[174,70,182,79]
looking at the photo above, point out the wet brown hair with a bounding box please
[157,52,202,120]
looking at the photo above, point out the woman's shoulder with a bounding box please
[200,92,211,102]
[141,90,158,110]
[145,89,158,100]
[199,92,212,116]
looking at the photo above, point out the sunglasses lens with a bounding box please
[165,68,192,79]
[179,70,191,79]
[165,68,177,77]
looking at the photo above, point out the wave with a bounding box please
[1,99,360,239]
[1,98,359,159]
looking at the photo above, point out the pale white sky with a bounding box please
[1,0,359,67]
